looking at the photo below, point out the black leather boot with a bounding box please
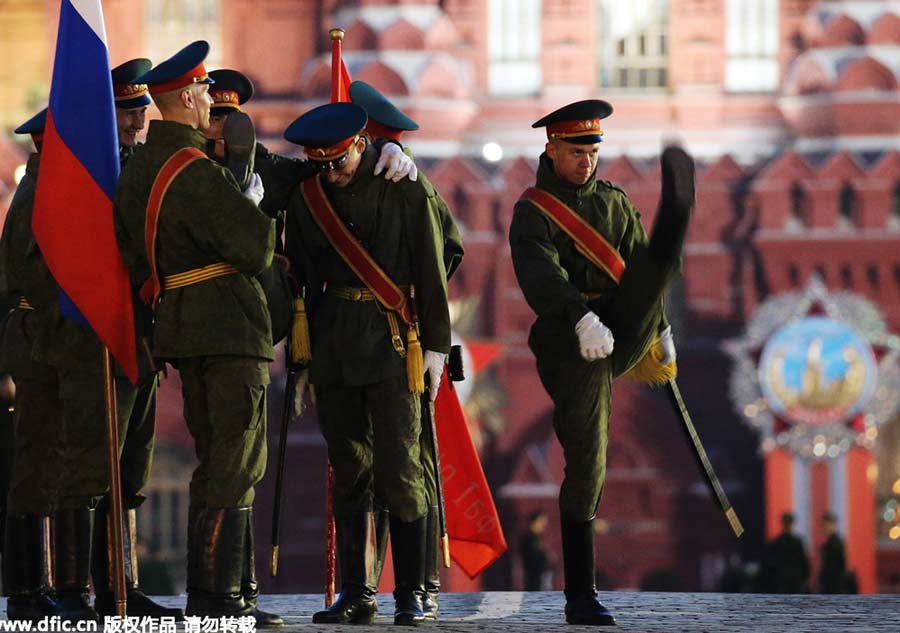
[185,507,254,619]
[3,514,61,622]
[223,110,256,191]
[390,515,426,626]
[561,520,615,626]
[92,503,184,619]
[312,511,378,624]
[54,507,98,622]
[241,508,283,627]
[649,146,694,262]
[420,505,440,620]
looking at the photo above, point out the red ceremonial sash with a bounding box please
[139,147,206,305]
[520,187,625,284]
[301,176,414,326]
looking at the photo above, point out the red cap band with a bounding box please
[365,119,404,142]
[305,135,359,161]
[547,118,603,140]
[210,89,241,110]
[148,63,210,95]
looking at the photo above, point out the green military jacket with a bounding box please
[509,153,667,331]
[0,153,56,377]
[285,145,450,388]
[114,120,275,361]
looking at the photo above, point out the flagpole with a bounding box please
[103,347,127,617]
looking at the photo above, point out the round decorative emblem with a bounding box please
[727,276,900,458]
[758,317,877,427]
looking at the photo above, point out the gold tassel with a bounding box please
[291,297,312,365]
[406,327,425,394]
[625,337,677,385]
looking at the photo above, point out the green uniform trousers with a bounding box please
[316,375,427,523]
[119,376,158,507]
[55,358,137,510]
[2,310,63,515]
[530,244,679,522]
[177,356,269,508]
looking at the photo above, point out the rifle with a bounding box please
[270,341,299,577]
[665,379,744,538]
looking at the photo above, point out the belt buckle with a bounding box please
[350,288,363,301]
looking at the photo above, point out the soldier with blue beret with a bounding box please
[113,40,282,626]
[509,99,693,625]
[284,102,451,626]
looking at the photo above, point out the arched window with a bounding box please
[597,0,669,89]
[788,264,800,287]
[787,182,807,230]
[724,0,779,92]
[890,183,900,228]
[838,183,857,227]
[488,0,542,96]
[144,0,223,71]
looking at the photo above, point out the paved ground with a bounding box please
[4,591,898,631]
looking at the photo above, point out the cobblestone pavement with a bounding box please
[3,591,898,631]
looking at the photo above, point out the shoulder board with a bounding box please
[599,180,628,196]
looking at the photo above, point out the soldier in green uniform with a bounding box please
[349,79,464,620]
[199,69,418,347]
[0,110,64,623]
[509,100,693,625]
[113,41,281,626]
[283,102,451,626]
[81,58,183,620]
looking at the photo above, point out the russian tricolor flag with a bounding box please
[33,0,137,382]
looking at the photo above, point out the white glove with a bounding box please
[659,325,676,365]
[575,312,614,361]
[292,369,309,419]
[374,143,418,182]
[243,172,265,206]
[423,350,446,402]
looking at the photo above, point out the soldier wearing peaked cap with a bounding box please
[112,41,282,627]
[349,79,465,620]
[197,69,419,349]
[0,109,66,624]
[509,100,694,625]
[80,58,185,620]
[283,102,450,627]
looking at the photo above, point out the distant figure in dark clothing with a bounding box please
[819,512,847,594]
[520,510,551,591]
[756,512,810,593]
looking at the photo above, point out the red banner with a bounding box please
[435,374,507,578]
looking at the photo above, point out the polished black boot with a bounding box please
[648,146,694,262]
[54,507,99,622]
[185,507,254,619]
[390,515,426,626]
[419,506,441,620]
[312,511,378,624]
[92,503,184,619]
[222,110,256,190]
[561,520,615,626]
[3,514,61,622]
[241,508,283,627]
